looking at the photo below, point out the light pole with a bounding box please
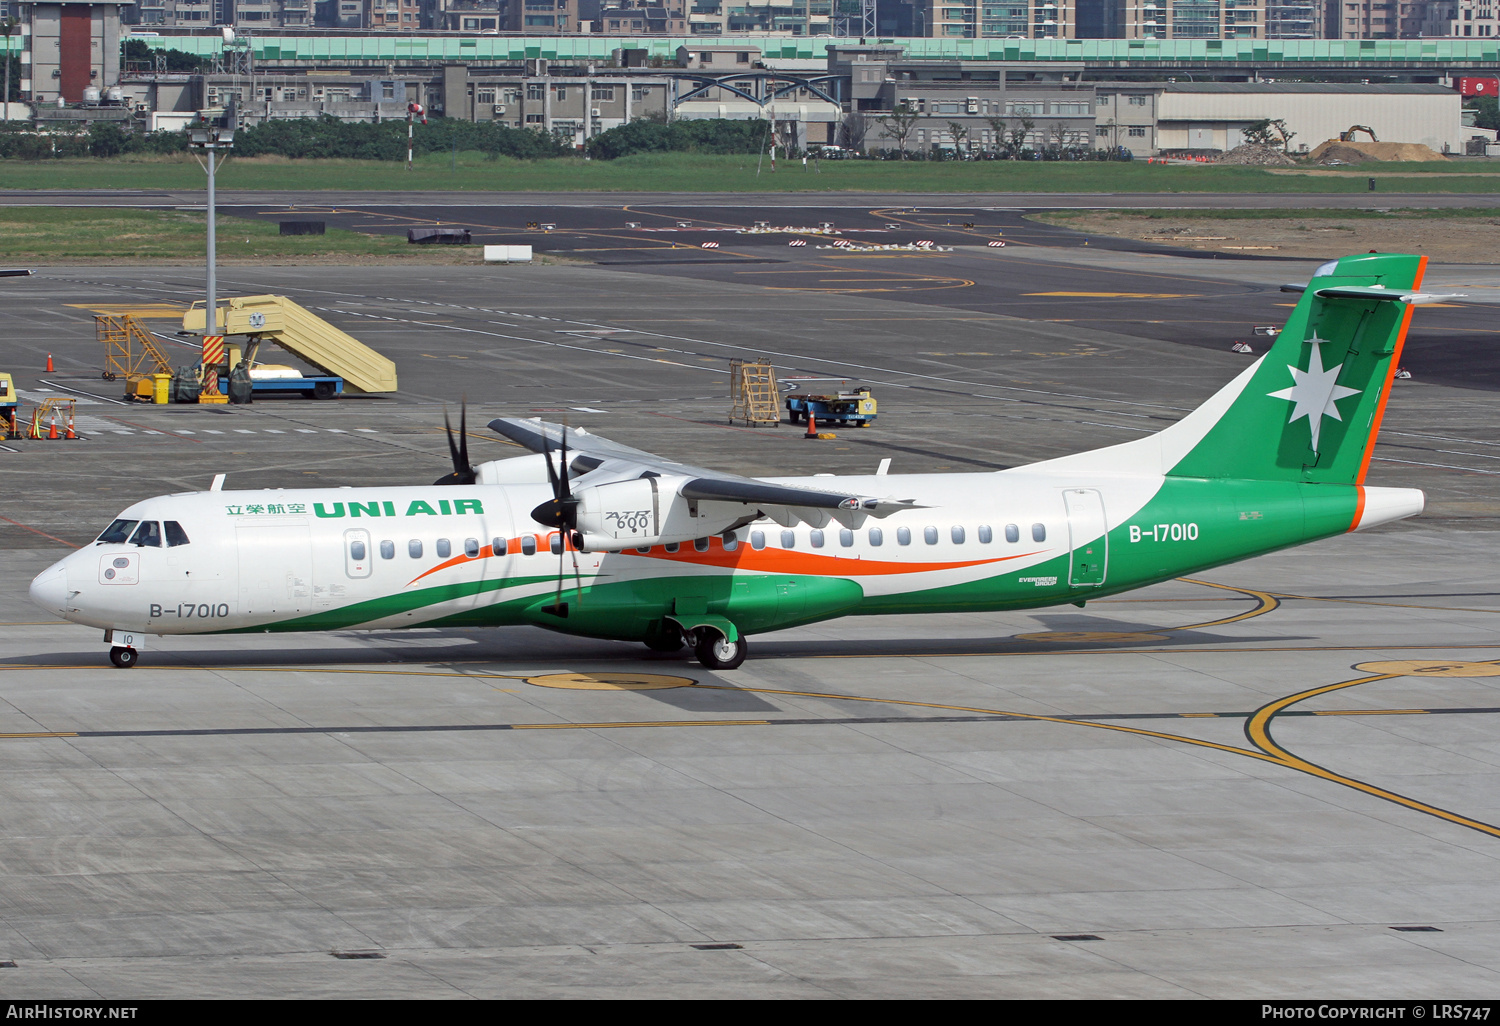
[187,103,237,394]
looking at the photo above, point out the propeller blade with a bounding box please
[434,402,477,486]
[528,422,580,529]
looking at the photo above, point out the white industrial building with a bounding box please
[1153,83,1463,156]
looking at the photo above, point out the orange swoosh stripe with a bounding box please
[406,532,1047,587]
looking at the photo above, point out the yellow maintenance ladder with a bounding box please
[97,314,174,400]
[729,358,780,427]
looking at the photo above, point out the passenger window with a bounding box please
[350,540,367,561]
[636,546,651,554]
[164,521,191,547]
[551,535,565,555]
[809,529,824,549]
[408,539,423,559]
[1032,523,1047,542]
[839,529,853,547]
[1005,523,1020,543]
[380,540,395,559]
[129,521,161,547]
[924,526,938,545]
[780,530,796,549]
[492,537,507,556]
[464,538,480,558]
[750,530,766,550]
[521,535,537,556]
[694,537,709,552]
[721,532,739,551]
[978,525,993,544]
[664,541,679,553]
[96,519,138,544]
[897,527,911,546]
[951,525,966,545]
[436,538,452,559]
[868,527,883,547]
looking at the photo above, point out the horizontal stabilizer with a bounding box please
[1281,283,1462,305]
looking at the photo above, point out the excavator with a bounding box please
[1339,125,1379,142]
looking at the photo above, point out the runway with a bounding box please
[1,256,1499,996]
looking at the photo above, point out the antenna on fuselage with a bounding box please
[210,474,226,492]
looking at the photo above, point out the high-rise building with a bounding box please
[922,0,1282,38]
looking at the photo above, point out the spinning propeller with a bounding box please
[433,404,476,486]
[529,426,583,617]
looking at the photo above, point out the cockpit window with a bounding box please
[96,519,138,544]
[164,521,191,547]
[129,521,162,547]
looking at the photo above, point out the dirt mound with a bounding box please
[1308,140,1447,164]
[1217,143,1297,166]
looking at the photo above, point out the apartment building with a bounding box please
[920,0,1272,40]
[432,0,503,30]
[585,0,685,32]
[1416,0,1500,36]
[364,0,422,27]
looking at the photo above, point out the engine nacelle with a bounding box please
[574,476,742,550]
[475,453,559,486]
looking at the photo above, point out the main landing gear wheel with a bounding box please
[109,646,138,669]
[694,633,747,670]
[644,630,685,653]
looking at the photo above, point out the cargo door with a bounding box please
[237,521,314,619]
[1064,488,1108,587]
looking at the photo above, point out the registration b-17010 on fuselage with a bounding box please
[31,254,1436,670]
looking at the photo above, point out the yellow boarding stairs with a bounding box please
[183,295,398,394]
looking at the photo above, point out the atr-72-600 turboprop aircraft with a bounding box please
[31,253,1439,670]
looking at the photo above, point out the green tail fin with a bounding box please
[1169,252,1426,485]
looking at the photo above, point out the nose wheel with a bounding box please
[109,646,138,669]
[694,632,747,670]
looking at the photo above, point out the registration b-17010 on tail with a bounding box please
[31,253,1440,670]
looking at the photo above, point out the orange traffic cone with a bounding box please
[804,411,817,439]
[45,353,53,373]
[47,412,58,440]
[65,411,76,440]
[28,410,39,440]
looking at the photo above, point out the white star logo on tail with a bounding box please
[1267,334,1360,453]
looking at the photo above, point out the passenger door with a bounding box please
[1064,488,1108,587]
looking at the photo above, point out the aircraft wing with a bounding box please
[487,416,919,529]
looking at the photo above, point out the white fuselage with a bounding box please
[29,467,1164,637]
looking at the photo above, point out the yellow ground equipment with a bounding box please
[97,315,174,401]
[0,372,16,439]
[26,397,76,440]
[183,295,398,394]
[729,358,780,426]
[1339,125,1379,142]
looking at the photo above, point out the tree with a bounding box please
[945,121,970,159]
[1244,117,1295,152]
[1472,95,1500,132]
[873,101,923,159]
[984,115,1007,156]
[837,111,868,153]
[1009,116,1035,157]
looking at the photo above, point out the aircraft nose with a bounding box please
[29,564,68,616]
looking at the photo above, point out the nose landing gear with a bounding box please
[109,646,138,669]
